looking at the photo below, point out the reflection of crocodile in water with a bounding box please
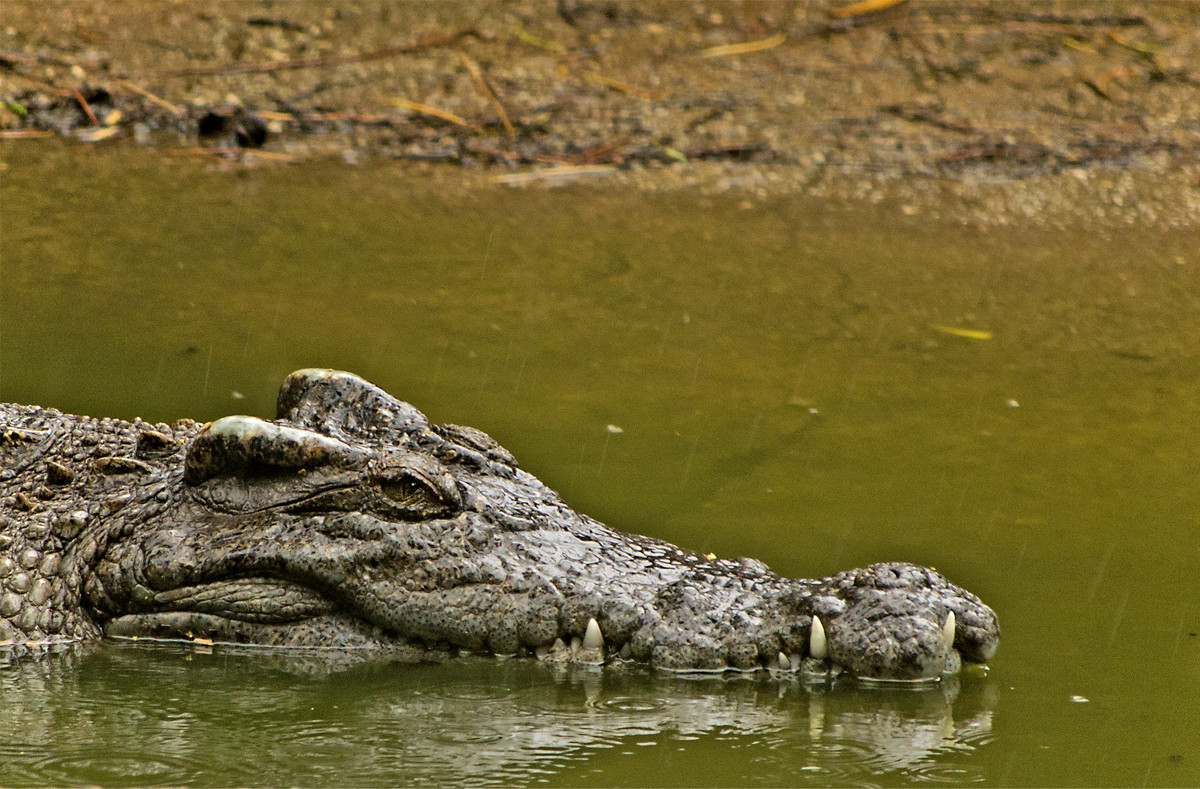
[0,369,998,680]
[0,645,999,786]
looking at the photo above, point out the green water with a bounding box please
[1,144,1197,787]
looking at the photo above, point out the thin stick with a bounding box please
[393,97,473,128]
[1,71,72,96]
[69,86,98,125]
[700,34,786,59]
[830,0,909,20]
[582,70,663,99]
[115,79,184,115]
[459,52,514,138]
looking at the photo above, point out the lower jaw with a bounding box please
[103,611,408,650]
[101,614,974,682]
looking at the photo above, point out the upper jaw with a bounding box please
[798,563,1000,681]
[820,606,962,681]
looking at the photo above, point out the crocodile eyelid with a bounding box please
[184,416,367,486]
[378,467,461,515]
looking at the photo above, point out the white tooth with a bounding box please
[777,652,791,671]
[810,615,827,660]
[942,611,956,650]
[582,618,604,650]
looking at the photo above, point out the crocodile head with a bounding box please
[80,369,998,680]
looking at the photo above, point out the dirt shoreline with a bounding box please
[2,1,1198,227]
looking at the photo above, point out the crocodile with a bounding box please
[0,369,999,680]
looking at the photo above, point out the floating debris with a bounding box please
[931,324,993,341]
[493,165,616,187]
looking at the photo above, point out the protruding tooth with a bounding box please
[582,618,604,651]
[777,652,791,671]
[810,615,827,660]
[942,611,956,650]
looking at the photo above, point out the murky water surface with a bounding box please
[2,144,1197,787]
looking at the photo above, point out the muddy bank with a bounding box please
[2,1,1198,227]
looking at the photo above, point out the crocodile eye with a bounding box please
[379,471,460,519]
[381,475,427,505]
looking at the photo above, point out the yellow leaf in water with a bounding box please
[931,324,993,341]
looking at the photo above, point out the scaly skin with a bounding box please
[0,370,999,680]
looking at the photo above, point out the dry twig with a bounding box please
[583,71,663,99]
[830,0,909,20]
[68,86,98,125]
[459,52,514,138]
[115,79,183,115]
[701,34,786,59]
[393,98,474,128]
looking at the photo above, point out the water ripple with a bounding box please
[601,695,670,714]
[21,747,203,788]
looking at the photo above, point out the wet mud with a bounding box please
[2,1,1198,226]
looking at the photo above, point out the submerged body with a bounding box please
[0,370,998,679]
